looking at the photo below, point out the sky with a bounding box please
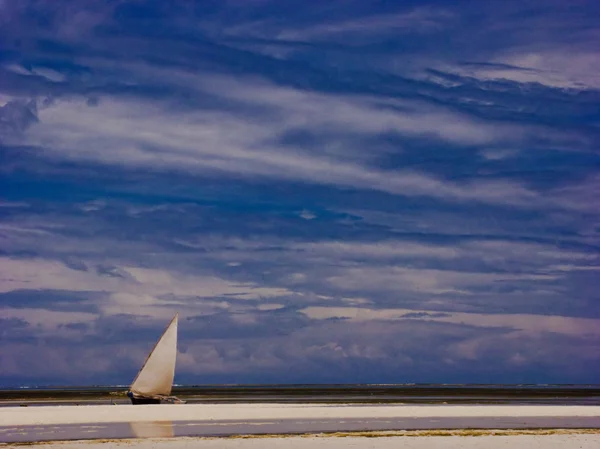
[0,0,599,387]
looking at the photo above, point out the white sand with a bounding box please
[2,404,599,426]
[3,434,600,449]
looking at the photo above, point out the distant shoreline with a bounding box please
[2,384,600,406]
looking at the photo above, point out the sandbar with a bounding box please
[2,404,599,426]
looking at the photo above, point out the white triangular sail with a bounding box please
[130,314,178,398]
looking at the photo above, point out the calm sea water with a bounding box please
[2,384,600,406]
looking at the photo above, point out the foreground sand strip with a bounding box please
[3,432,600,449]
[2,404,599,426]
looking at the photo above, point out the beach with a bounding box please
[3,403,600,426]
[1,403,599,445]
[2,432,600,449]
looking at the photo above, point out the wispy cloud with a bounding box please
[14,74,550,207]
[276,8,455,42]
[447,52,600,90]
[0,257,292,303]
[300,306,600,337]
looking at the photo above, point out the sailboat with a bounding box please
[127,313,185,404]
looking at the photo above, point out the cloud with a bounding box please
[276,8,455,42]
[299,209,316,220]
[325,266,557,296]
[300,306,600,338]
[2,307,97,331]
[1,196,597,321]
[0,257,293,308]
[1,0,599,385]
[13,77,546,207]
[0,99,38,134]
[295,240,460,260]
[479,148,519,161]
[447,52,600,90]
[6,312,594,384]
[0,0,122,41]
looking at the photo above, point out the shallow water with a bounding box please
[3,416,600,443]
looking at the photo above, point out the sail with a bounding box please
[130,314,178,398]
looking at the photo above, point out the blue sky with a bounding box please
[1,0,599,386]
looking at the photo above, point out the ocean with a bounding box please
[2,384,600,407]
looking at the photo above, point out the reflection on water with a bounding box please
[129,421,174,438]
[0,422,176,443]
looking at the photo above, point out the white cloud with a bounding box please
[5,64,31,76]
[0,92,15,107]
[297,229,596,265]
[550,173,600,214]
[2,307,97,330]
[4,64,66,82]
[276,8,454,42]
[479,148,519,161]
[299,209,316,220]
[3,205,594,311]
[300,306,600,337]
[444,51,600,90]
[0,257,293,306]
[295,240,460,260]
[325,266,557,296]
[284,239,596,296]
[0,201,30,208]
[256,303,285,311]
[16,75,543,206]
[205,6,453,44]
[191,74,505,146]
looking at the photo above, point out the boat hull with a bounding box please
[128,391,161,404]
[130,396,162,405]
[127,391,185,404]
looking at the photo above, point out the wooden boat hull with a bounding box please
[127,391,184,404]
[128,391,161,404]
[129,396,161,405]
